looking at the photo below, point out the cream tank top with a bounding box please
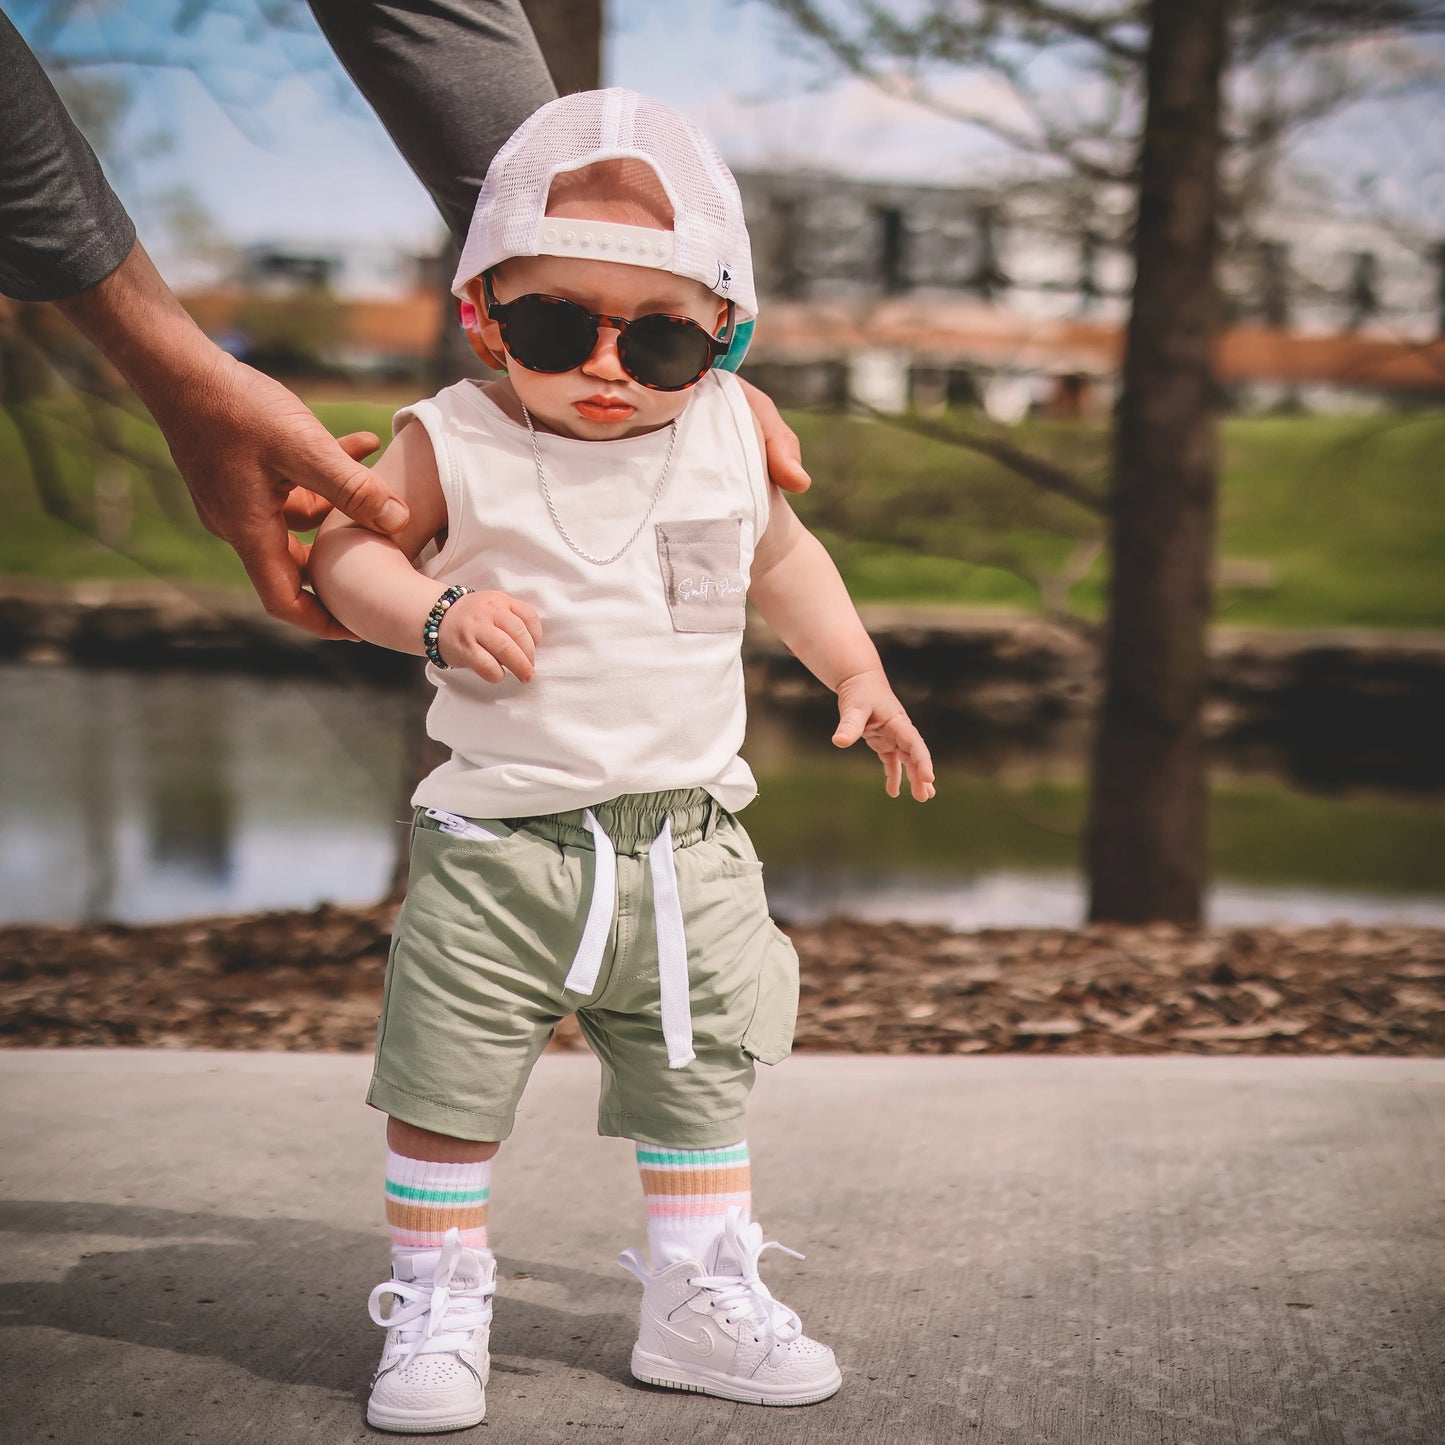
[400,369,769,819]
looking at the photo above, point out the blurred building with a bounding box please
[173,171,1445,414]
[733,170,1445,419]
[185,242,439,382]
[235,243,433,301]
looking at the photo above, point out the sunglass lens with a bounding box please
[504,296,597,373]
[621,315,713,391]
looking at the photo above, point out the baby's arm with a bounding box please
[748,483,936,802]
[309,420,541,682]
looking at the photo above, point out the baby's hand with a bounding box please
[832,669,936,801]
[436,590,542,682]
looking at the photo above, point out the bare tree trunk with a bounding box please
[1084,0,1227,924]
[519,0,603,94]
[429,233,476,394]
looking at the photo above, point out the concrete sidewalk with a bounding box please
[0,1051,1441,1445]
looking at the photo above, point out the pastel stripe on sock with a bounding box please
[385,1181,491,1204]
[386,1200,490,1234]
[384,1149,492,1251]
[646,1194,754,1217]
[637,1140,752,1263]
[638,1166,751,1196]
[637,1146,750,1167]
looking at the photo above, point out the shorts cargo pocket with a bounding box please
[741,924,800,1065]
[655,518,746,633]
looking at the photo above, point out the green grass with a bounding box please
[4,396,1443,631]
[0,400,244,587]
[780,409,1445,629]
[1212,414,1445,629]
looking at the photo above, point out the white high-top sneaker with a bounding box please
[619,1206,842,1407]
[366,1228,496,1433]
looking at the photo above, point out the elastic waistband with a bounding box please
[507,788,721,854]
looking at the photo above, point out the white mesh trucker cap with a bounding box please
[452,88,757,322]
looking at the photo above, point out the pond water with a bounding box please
[2,665,1442,928]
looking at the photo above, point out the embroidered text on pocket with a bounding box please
[655,518,746,633]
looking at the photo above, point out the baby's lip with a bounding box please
[579,394,632,407]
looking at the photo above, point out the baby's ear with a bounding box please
[461,280,507,372]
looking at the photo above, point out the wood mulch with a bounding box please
[2,907,1441,1056]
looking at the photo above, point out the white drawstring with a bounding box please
[650,816,695,1069]
[562,809,617,995]
[562,808,695,1070]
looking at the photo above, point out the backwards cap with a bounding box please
[452,88,757,323]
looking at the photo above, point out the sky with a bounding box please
[15,0,1005,269]
[13,0,1444,285]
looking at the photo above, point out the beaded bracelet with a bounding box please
[423,585,473,668]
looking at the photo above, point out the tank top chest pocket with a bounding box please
[654,518,747,633]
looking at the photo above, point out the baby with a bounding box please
[311,87,933,1433]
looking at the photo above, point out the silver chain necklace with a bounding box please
[521,403,679,567]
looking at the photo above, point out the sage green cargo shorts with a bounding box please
[368,788,799,1147]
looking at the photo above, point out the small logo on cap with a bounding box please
[715,262,733,296]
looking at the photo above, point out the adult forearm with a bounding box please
[308,0,557,244]
[749,529,883,692]
[55,239,409,639]
[52,241,221,406]
[0,10,137,302]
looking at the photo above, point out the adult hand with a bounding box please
[737,375,810,494]
[54,241,412,639]
[148,351,404,639]
[833,668,937,802]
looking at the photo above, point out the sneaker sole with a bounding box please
[365,1401,486,1434]
[630,1345,842,1407]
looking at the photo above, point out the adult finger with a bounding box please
[290,425,408,536]
[739,377,810,494]
[235,520,351,640]
[337,430,381,461]
[290,534,359,640]
[284,532,356,639]
[283,487,332,530]
[283,433,379,529]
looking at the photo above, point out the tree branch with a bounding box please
[854,402,1108,516]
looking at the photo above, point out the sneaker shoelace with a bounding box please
[622,1209,807,1362]
[368,1230,496,1373]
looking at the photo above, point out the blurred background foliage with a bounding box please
[5,398,1441,632]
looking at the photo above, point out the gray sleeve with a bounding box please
[306,0,557,246]
[0,10,137,303]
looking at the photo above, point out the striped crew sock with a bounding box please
[384,1148,492,1255]
[637,1140,752,1265]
